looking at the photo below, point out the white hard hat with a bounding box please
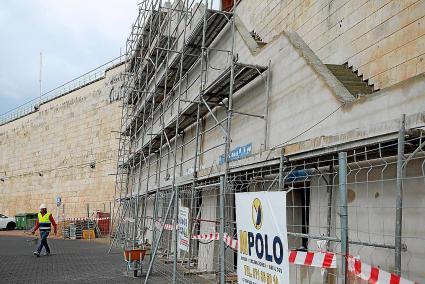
[39,204,47,209]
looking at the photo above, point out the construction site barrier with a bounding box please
[347,255,419,284]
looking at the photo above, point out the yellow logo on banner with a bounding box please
[252,198,263,230]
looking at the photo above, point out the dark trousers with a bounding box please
[37,230,50,254]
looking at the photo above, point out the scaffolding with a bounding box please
[111,0,268,282]
[110,1,425,283]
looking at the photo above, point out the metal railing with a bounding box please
[0,55,126,126]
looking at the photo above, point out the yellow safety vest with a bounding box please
[38,212,51,231]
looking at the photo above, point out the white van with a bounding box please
[0,214,16,230]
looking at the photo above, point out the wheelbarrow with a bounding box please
[124,248,147,277]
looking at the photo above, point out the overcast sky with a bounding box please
[0,0,140,114]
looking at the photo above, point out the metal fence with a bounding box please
[121,126,425,283]
[56,201,113,239]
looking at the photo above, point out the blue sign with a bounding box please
[285,169,314,182]
[56,196,62,207]
[219,143,252,165]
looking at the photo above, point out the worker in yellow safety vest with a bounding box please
[31,204,57,257]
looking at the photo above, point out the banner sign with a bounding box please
[219,143,252,165]
[178,206,190,252]
[236,191,289,284]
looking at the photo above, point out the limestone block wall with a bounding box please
[0,64,124,218]
[236,0,425,90]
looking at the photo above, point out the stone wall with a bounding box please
[237,0,425,90]
[0,64,124,218]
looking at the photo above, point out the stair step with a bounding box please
[325,64,350,70]
[339,81,372,88]
[334,75,366,83]
[325,64,376,95]
[328,68,359,76]
[346,86,374,95]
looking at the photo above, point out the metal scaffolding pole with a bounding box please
[395,113,405,276]
[136,0,167,248]
[339,152,348,283]
[144,189,176,284]
[131,73,143,249]
[219,2,237,282]
[188,0,208,268]
[323,163,334,283]
[172,183,179,283]
[151,0,177,261]
[136,67,149,247]
[219,175,225,284]
[110,11,142,250]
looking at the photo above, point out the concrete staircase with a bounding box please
[250,30,267,47]
[326,64,376,96]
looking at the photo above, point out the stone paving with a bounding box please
[0,233,211,284]
[0,234,141,283]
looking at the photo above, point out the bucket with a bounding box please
[124,249,147,262]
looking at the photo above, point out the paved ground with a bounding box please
[0,234,142,283]
[0,232,211,284]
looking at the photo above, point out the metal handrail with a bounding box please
[0,55,126,126]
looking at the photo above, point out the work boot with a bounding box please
[33,251,40,257]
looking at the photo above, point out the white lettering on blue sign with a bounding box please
[219,143,252,165]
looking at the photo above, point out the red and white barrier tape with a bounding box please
[151,226,421,279]
[289,250,336,268]
[192,232,220,241]
[65,217,110,221]
[190,233,336,269]
[347,256,419,284]
[191,232,237,248]
[223,233,239,250]
[190,232,239,250]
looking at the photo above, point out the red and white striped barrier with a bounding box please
[289,250,336,268]
[223,233,238,250]
[191,233,336,269]
[65,217,110,221]
[191,232,239,250]
[347,256,419,284]
[151,225,420,278]
[192,232,220,241]
[66,217,89,221]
